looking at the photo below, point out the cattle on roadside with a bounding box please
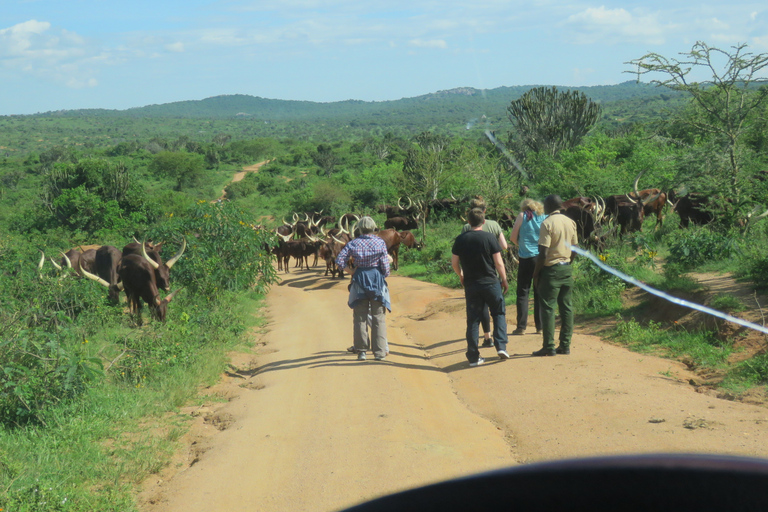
[118,254,181,325]
[376,229,402,270]
[122,239,185,291]
[668,191,714,227]
[95,245,123,303]
[384,214,419,231]
[628,188,668,229]
[398,230,422,250]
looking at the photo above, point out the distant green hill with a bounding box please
[37,81,686,128]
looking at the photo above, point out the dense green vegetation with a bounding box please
[1,42,768,510]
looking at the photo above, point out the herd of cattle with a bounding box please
[38,239,186,325]
[34,175,732,325]
[273,208,422,279]
[272,173,725,279]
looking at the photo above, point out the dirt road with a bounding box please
[140,269,768,512]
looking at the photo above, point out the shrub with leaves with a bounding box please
[666,227,741,268]
[147,199,279,296]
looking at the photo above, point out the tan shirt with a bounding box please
[538,211,578,266]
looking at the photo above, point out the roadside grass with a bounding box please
[608,317,732,370]
[0,290,267,511]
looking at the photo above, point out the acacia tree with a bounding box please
[506,86,602,160]
[627,41,768,203]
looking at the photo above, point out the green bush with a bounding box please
[666,227,740,268]
[147,199,279,295]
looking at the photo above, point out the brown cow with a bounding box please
[95,245,123,303]
[628,189,668,229]
[376,229,402,270]
[398,230,422,250]
[122,239,185,291]
[118,254,181,325]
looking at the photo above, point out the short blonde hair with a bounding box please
[520,198,544,215]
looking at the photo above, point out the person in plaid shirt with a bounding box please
[336,216,391,361]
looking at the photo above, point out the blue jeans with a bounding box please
[464,280,508,363]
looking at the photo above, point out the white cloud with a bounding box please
[0,20,99,88]
[565,6,668,45]
[408,38,447,49]
[166,42,185,52]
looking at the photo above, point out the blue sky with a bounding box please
[1,1,767,115]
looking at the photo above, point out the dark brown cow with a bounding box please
[603,195,645,236]
[668,191,714,227]
[122,240,185,291]
[376,229,402,270]
[52,247,98,275]
[628,189,668,229]
[95,245,123,303]
[118,254,181,325]
[319,235,347,278]
[384,215,419,231]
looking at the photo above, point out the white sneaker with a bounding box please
[358,352,366,361]
[497,350,510,360]
[469,357,485,367]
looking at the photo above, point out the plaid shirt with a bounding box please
[336,234,390,277]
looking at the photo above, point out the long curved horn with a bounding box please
[61,251,72,268]
[407,196,412,209]
[142,240,160,270]
[340,217,350,234]
[50,257,62,270]
[80,261,110,287]
[351,221,359,236]
[331,235,345,245]
[633,170,645,199]
[163,287,183,304]
[38,251,45,271]
[397,197,404,209]
[133,236,141,244]
[165,238,186,269]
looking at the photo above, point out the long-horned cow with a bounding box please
[122,239,186,291]
[118,254,181,325]
[376,229,402,270]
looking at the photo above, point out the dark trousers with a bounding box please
[516,257,541,331]
[464,281,508,363]
[538,264,574,350]
[481,306,490,334]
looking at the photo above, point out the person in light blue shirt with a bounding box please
[509,198,546,335]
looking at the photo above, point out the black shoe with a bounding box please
[532,348,556,357]
[481,340,493,348]
[556,346,570,355]
[511,328,526,336]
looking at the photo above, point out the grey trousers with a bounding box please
[353,299,388,358]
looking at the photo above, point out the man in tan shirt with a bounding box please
[532,195,578,356]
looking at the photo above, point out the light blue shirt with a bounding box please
[518,213,547,259]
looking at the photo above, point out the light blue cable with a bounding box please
[570,245,768,336]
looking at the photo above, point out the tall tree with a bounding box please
[627,41,768,201]
[506,86,602,160]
